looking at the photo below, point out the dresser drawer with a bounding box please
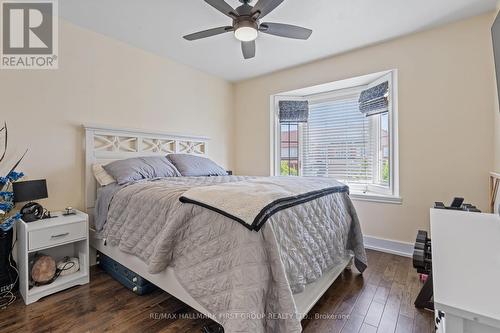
[28,221,86,250]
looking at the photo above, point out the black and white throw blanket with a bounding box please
[180,176,350,231]
[96,176,367,333]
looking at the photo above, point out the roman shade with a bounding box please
[279,100,309,123]
[358,81,389,116]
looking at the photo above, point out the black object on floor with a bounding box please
[0,228,18,294]
[413,230,434,311]
[415,273,434,311]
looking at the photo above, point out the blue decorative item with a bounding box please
[0,213,21,231]
[0,122,26,231]
[7,171,24,182]
[0,192,13,201]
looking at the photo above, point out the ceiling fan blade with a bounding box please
[183,26,233,41]
[241,41,256,59]
[252,0,285,19]
[204,0,237,18]
[259,22,312,40]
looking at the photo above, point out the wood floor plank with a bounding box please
[351,283,378,317]
[395,314,414,333]
[340,313,365,333]
[0,250,433,333]
[363,301,385,327]
[359,323,378,333]
[413,309,433,333]
[377,282,404,333]
[400,260,419,320]
[373,285,390,304]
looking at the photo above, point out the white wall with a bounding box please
[233,13,497,243]
[0,20,234,212]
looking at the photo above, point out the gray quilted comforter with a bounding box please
[96,176,367,333]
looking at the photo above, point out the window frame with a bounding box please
[272,95,307,177]
[271,70,401,204]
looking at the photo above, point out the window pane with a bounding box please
[279,122,300,176]
[280,160,299,176]
[288,124,298,141]
[301,94,374,185]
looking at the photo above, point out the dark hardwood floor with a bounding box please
[0,250,433,333]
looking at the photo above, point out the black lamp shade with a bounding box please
[13,180,48,203]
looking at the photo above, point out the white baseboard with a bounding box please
[363,235,413,258]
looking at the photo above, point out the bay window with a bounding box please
[274,71,399,201]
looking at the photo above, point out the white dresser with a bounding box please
[430,209,500,332]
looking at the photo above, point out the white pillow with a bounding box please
[92,164,116,186]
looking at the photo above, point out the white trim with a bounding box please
[389,70,400,198]
[363,235,413,257]
[83,123,210,141]
[351,192,403,205]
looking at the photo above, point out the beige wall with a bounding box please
[1,13,496,245]
[233,13,497,243]
[0,20,234,212]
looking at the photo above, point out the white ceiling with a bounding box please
[60,0,497,82]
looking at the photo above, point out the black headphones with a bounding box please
[20,202,49,222]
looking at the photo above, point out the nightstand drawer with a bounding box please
[28,221,86,250]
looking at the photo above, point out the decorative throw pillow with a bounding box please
[166,154,228,177]
[103,156,181,185]
[92,164,116,186]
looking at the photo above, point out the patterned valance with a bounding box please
[359,81,389,116]
[279,100,309,123]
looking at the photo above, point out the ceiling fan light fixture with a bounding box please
[234,20,258,41]
[235,26,258,41]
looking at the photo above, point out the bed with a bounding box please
[84,124,366,333]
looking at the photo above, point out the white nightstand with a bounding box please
[16,210,89,304]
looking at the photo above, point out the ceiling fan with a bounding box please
[183,0,312,59]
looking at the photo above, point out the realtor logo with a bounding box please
[1,0,58,69]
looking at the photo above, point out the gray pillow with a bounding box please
[167,154,228,177]
[103,156,181,185]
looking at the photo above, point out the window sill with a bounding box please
[350,191,402,205]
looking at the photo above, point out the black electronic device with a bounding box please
[413,230,433,311]
[13,179,50,222]
[434,202,445,209]
[450,197,464,208]
[20,202,49,222]
[433,197,481,213]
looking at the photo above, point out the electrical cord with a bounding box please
[0,238,18,309]
[31,257,76,288]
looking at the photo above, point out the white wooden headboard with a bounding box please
[84,124,209,216]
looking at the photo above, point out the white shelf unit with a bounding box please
[16,210,89,305]
[430,209,500,333]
